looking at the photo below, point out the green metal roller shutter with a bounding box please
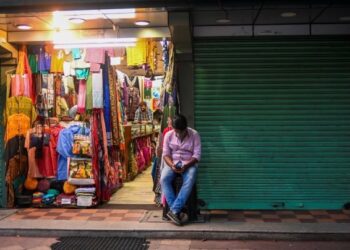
[0,81,6,208]
[194,37,350,210]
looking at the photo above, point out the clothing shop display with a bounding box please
[2,37,170,209]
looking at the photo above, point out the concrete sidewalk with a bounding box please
[0,208,350,240]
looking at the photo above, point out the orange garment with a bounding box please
[5,114,31,143]
[5,96,37,124]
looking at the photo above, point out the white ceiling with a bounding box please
[0,8,168,32]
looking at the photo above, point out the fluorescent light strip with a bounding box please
[54,43,136,49]
[53,38,137,44]
[54,8,135,19]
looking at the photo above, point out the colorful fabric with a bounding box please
[28,54,38,73]
[86,73,93,111]
[102,64,112,146]
[126,39,147,66]
[38,47,51,72]
[143,78,152,99]
[5,115,31,142]
[10,74,32,98]
[107,62,119,146]
[127,86,140,121]
[85,48,105,64]
[50,50,64,73]
[75,68,90,80]
[77,79,87,113]
[92,70,103,108]
[56,125,90,180]
[6,155,28,207]
[5,96,37,124]
[25,130,43,178]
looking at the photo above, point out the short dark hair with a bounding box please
[172,114,187,131]
[139,101,147,107]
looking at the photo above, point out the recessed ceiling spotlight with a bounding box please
[216,18,231,24]
[135,20,150,26]
[16,24,32,30]
[281,12,297,18]
[68,17,86,24]
[339,16,350,21]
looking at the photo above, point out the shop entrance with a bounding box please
[0,7,173,209]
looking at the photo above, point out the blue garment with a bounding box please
[38,47,51,72]
[102,64,112,146]
[56,125,90,180]
[72,49,81,60]
[160,163,197,214]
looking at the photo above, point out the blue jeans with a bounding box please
[160,163,197,214]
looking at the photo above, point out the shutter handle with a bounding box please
[272,202,285,208]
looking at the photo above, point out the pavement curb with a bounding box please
[1,229,350,241]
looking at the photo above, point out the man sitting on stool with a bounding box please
[160,114,201,226]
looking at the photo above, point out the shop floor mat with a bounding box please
[51,237,149,250]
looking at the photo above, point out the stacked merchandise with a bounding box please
[75,187,97,207]
[4,45,128,208]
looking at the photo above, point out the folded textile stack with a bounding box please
[32,192,44,205]
[56,193,77,206]
[75,187,96,207]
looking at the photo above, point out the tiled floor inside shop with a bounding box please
[108,166,155,205]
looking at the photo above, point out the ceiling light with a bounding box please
[16,24,32,30]
[54,8,135,20]
[216,10,231,24]
[53,37,137,44]
[68,18,86,24]
[135,20,150,26]
[339,16,350,21]
[281,12,297,18]
[216,18,231,24]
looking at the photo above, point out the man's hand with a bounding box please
[170,164,183,174]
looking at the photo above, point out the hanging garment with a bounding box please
[126,39,148,66]
[5,96,37,123]
[10,74,32,99]
[4,135,26,163]
[86,73,93,111]
[54,74,62,96]
[107,62,120,146]
[16,45,35,102]
[163,45,175,93]
[49,125,64,177]
[28,54,38,74]
[147,40,158,72]
[50,49,64,73]
[102,64,112,146]
[56,125,90,180]
[126,86,140,121]
[92,70,103,109]
[5,114,31,143]
[161,104,176,132]
[24,130,43,178]
[6,154,28,207]
[143,78,152,99]
[38,47,51,72]
[77,79,87,114]
[56,96,69,117]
